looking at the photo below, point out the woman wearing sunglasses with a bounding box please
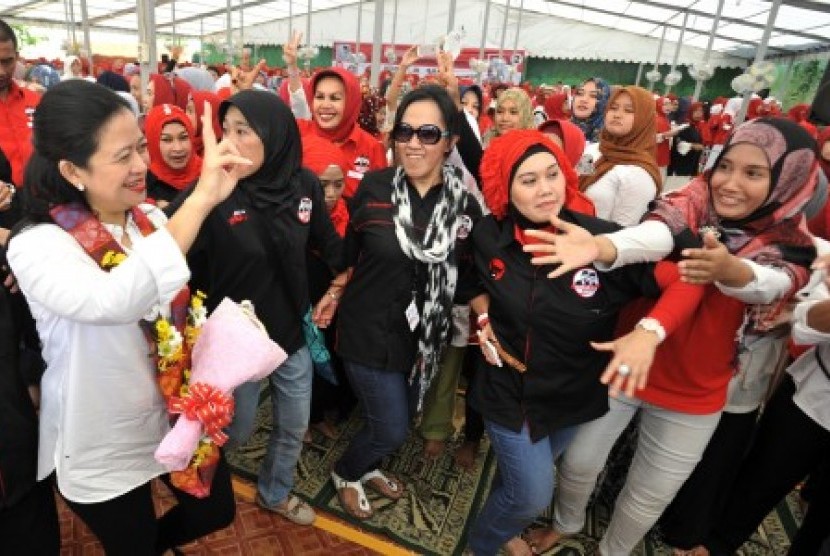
[326,85,481,520]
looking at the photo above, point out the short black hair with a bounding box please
[0,18,18,50]
[393,84,461,137]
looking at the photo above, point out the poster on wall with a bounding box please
[332,41,526,84]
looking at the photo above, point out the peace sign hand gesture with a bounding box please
[283,30,302,69]
[191,101,252,208]
[230,59,267,93]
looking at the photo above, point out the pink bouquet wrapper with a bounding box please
[155,297,287,470]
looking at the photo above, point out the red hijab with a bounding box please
[309,67,362,143]
[302,135,350,236]
[189,90,222,157]
[537,119,586,169]
[144,104,203,190]
[480,129,595,220]
[818,126,830,179]
[543,92,570,120]
[149,73,192,110]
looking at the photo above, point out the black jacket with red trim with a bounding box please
[469,211,664,441]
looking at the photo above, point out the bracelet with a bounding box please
[637,317,666,343]
[476,312,490,328]
[327,291,339,301]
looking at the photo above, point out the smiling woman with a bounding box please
[7,78,251,553]
[144,103,203,204]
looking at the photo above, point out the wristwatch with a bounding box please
[637,317,666,343]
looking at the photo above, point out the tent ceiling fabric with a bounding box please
[2,0,829,63]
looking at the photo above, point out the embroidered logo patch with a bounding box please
[571,268,600,298]
[489,258,506,281]
[228,209,247,225]
[353,155,370,173]
[457,214,473,240]
[298,197,312,223]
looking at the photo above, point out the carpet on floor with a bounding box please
[226,393,802,556]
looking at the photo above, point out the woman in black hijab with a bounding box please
[167,90,345,525]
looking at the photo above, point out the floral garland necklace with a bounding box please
[50,202,228,497]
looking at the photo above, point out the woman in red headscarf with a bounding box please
[143,74,192,113]
[186,91,222,157]
[282,33,387,201]
[465,129,693,555]
[144,104,203,205]
[789,103,818,139]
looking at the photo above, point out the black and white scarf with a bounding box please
[391,163,468,411]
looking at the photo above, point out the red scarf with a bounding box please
[145,104,203,190]
[329,198,349,237]
[189,91,222,157]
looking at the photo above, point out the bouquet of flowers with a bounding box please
[153,297,287,497]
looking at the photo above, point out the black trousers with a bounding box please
[706,376,830,556]
[658,409,759,549]
[790,454,830,556]
[1,479,60,555]
[65,454,235,555]
[461,346,484,444]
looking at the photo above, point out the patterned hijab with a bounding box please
[580,86,660,193]
[646,117,818,320]
[570,77,611,143]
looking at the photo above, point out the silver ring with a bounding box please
[618,364,632,377]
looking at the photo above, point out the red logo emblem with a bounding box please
[489,258,506,280]
[228,209,247,225]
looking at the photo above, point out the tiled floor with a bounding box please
[57,480,382,556]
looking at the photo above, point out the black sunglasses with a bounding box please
[391,123,450,145]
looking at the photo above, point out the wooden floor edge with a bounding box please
[232,476,416,555]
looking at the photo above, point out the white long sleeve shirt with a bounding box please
[583,164,657,227]
[7,205,190,503]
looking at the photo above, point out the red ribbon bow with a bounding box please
[168,382,235,446]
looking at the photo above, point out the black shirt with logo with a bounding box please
[336,167,482,373]
[167,172,344,355]
[470,210,664,441]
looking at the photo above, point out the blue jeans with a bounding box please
[334,360,412,481]
[469,420,577,555]
[225,346,312,507]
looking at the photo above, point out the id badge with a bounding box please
[405,298,420,331]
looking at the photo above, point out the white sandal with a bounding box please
[331,471,373,519]
[360,469,405,499]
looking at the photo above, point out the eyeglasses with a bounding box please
[391,123,450,145]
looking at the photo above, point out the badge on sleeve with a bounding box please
[457,214,473,240]
[298,197,312,223]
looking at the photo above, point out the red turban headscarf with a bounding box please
[480,129,595,220]
[537,119,586,169]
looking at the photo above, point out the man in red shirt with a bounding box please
[0,19,40,189]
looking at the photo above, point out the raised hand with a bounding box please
[230,59,267,92]
[191,101,252,208]
[283,30,302,69]
[399,45,419,68]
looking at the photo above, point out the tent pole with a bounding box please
[307,0,312,44]
[693,0,724,100]
[226,0,233,65]
[371,0,384,88]
[79,0,92,75]
[391,0,398,46]
[512,0,524,53]
[448,0,456,33]
[498,0,511,60]
[649,25,667,92]
[479,0,492,61]
[137,0,157,115]
[664,10,688,95]
[172,1,176,47]
[356,0,362,70]
[735,0,782,125]
[239,0,244,60]
[200,18,205,66]
[635,62,644,87]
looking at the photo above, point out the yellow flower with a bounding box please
[101,250,127,268]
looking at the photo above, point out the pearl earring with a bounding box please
[76,183,85,192]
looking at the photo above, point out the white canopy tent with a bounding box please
[2,0,830,61]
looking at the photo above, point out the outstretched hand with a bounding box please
[522,214,601,279]
[191,101,252,208]
[678,231,730,284]
[592,328,659,398]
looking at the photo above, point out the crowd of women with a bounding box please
[2,18,830,556]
